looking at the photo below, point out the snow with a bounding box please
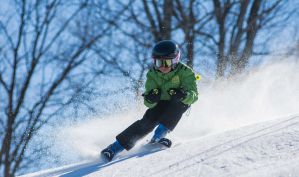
[19,61,299,177]
[20,115,299,177]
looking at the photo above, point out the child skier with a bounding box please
[101,40,198,161]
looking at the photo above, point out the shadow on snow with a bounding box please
[59,147,165,177]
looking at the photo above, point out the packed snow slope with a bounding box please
[21,114,299,177]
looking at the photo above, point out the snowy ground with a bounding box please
[20,114,299,177]
[18,61,299,176]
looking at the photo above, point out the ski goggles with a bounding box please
[154,59,173,68]
[153,53,180,68]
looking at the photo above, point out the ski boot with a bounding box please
[101,146,115,162]
[101,140,124,162]
[158,137,172,148]
[149,124,172,148]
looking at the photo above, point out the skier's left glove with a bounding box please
[168,88,187,101]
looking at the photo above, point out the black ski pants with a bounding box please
[116,100,189,150]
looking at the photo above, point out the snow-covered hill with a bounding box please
[18,61,299,176]
[21,114,299,177]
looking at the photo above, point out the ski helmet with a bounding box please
[152,40,181,68]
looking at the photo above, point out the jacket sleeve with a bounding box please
[180,69,198,105]
[143,70,159,108]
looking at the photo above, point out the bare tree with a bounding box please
[0,0,115,176]
[208,0,292,77]
[173,0,213,67]
[141,0,173,41]
[89,0,173,98]
[78,0,148,98]
[120,0,174,95]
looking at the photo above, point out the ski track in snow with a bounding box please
[21,114,299,177]
[148,115,299,177]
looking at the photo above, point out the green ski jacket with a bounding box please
[144,62,198,108]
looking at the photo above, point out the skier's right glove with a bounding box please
[142,88,161,104]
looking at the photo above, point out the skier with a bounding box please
[101,40,199,162]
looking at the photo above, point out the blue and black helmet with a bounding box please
[152,40,181,68]
[152,40,180,60]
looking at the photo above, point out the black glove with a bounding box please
[142,88,161,104]
[168,88,187,101]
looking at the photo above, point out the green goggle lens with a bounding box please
[155,59,172,68]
